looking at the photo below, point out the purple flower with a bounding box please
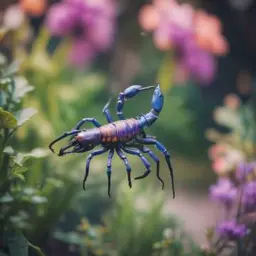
[46,0,116,68]
[242,181,256,211]
[236,162,256,182]
[217,220,248,240]
[182,38,216,84]
[209,179,237,207]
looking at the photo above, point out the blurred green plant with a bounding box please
[53,182,202,256]
[0,53,46,256]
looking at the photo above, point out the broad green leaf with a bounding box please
[157,52,174,93]
[0,108,17,128]
[16,107,37,126]
[12,77,34,102]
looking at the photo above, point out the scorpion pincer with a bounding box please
[49,84,175,198]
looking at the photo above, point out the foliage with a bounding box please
[0,54,46,256]
[204,93,256,256]
[53,182,201,256]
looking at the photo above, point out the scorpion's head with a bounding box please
[75,129,101,152]
[49,128,101,156]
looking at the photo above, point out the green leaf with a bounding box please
[54,231,83,245]
[5,60,21,77]
[28,148,49,158]
[4,146,15,155]
[0,108,17,128]
[16,107,37,127]
[214,106,243,131]
[27,240,46,256]
[11,168,27,181]
[31,196,47,204]
[0,193,14,203]
[12,77,34,103]
[0,77,12,90]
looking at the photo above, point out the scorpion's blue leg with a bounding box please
[106,149,114,197]
[83,147,109,191]
[135,137,175,198]
[68,118,102,141]
[73,117,101,130]
[141,146,164,189]
[116,148,132,188]
[102,98,114,123]
[49,130,80,153]
[121,147,151,180]
[116,85,155,120]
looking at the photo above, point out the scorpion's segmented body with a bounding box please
[49,85,175,198]
[99,118,140,143]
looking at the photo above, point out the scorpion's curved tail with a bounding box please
[138,84,164,129]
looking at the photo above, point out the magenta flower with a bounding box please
[242,181,256,211]
[46,0,116,68]
[217,220,248,240]
[209,179,237,208]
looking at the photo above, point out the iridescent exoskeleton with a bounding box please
[49,85,175,198]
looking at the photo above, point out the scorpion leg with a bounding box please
[116,85,156,120]
[74,117,101,130]
[135,137,175,198]
[102,98,114,123]
[83,147,109,191]
[141,146,164,189]
[106,149,115,197]
[121,147,151,180]
[116,148,132,188]
[49,130,80,153]
[58,148,85,156]
[68,117,102,141]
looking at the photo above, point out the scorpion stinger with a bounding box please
[49,84,176,198]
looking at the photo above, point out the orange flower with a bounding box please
[194,10,228,56]
[20,0,47,16]
[138,4,160,32]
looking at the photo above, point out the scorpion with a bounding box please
[49,84,175,198]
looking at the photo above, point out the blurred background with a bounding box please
[0,0,256,255]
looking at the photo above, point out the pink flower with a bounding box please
[212,157,232,175]
[138,0,229,84]
[46,0,116,68]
